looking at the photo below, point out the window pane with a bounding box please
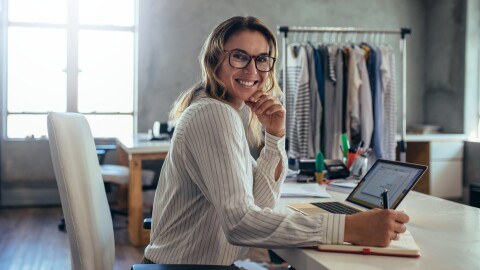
[79,0,134,26]
[8,27,67,112]
[84,115,133,138]
[7,114,48,138]
[78,30,133,113]
[8,0,67,24]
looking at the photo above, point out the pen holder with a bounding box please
[351,154,368,179]
[315,171,325,184]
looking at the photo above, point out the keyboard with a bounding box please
[311,202,360,215]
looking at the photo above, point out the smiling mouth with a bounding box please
[236,79,258,87]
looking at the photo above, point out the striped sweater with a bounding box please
[144,96,345,265]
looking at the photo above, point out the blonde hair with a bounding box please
[169,16,282,147]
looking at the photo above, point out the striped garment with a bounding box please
[380,45,397,161]
[144,95,345,265]
[282,44,311,159]
[305,43,322,158]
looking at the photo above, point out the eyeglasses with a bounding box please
[223,50,276,72]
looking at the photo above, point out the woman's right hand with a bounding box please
[344,209,409,247]
[245,90,285,137]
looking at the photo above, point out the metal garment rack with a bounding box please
[277,26,411,161]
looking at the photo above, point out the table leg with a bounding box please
[128,155,149,246]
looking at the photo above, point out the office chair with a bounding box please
[48,112,239,270]
[57,146,155,232]
[96,145,156,214]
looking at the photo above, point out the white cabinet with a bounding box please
[405,135,465,199]
[429,141,463,198]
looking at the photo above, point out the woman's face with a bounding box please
[217,30,270,108]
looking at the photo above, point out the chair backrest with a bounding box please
[47,112,115,270]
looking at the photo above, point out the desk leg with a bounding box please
[128,155,149,246]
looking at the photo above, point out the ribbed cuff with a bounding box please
[264,132,286,154]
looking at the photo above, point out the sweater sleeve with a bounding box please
[183,101,345,247]
[251,132,288,209]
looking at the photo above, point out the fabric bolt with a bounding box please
[144,95,345,265]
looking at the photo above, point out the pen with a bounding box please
[355,140,364,155]
[381,188,389,209]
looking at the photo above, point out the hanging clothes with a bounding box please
[281,44,310,159]
[323,45,344,160]
[362,43,385,159]
[280,39,398,162]
[380,45,397,161]
[305,43,322,158]
[347,45,373,148]
[316,46,328,156]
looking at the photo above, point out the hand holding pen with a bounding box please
[381,188,389,209]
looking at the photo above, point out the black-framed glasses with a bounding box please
[223,50,276,72]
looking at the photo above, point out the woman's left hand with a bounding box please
[245,90,285,137]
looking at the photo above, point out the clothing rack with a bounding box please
[277,26,411,162]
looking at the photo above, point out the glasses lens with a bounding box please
[255,55,274,72]
[229,51,250,68]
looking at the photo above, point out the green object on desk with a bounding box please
[341,133,349,158]
[315,151,325,172]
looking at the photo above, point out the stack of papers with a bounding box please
[281,183,332,198]
[325,180,358,194]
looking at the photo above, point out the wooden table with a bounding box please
[116,134,170,246]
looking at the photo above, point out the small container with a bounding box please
[351,154,368,179]
[315,171,325,184]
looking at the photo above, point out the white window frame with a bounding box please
[1,0,138,140]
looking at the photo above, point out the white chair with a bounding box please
[47,112,239,270]
[48,112,116,269]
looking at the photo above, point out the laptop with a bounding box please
[288,159,428,215]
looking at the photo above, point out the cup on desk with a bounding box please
[315,171,325,184]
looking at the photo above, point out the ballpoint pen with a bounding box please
[381,188,389,209]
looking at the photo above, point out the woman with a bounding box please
[143,16,409,265]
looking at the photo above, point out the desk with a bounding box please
[116,134,170,246]
[273,191,480,270]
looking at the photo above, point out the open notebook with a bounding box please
[317,230,420,257]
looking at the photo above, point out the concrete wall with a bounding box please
[464,0,480,138]
[0,0,473,206]
[137,0,427,132]
[424,0,466,133]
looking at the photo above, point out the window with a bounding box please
[4,0,136,139]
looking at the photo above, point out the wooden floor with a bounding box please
[0,206,144,270]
